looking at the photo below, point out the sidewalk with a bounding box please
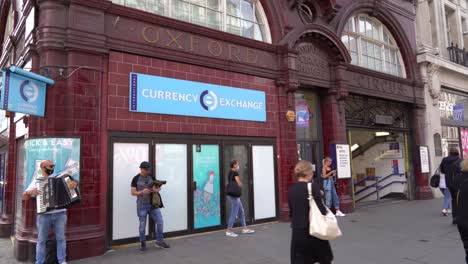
[1,199,465,264]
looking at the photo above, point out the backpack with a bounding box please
[44,240,59,264]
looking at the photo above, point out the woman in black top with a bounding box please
[289,160,334,264]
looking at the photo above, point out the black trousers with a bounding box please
[449,186,458,223]
[458,225,468,264]
[291,228,333,264]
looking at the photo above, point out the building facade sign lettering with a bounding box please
[297,43,330,79]
[345,72,413,98]
[139,25,272,68]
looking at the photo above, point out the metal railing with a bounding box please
[447,43,468,67]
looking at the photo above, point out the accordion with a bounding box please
[36,174,80,214]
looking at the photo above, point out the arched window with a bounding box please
[112,0,271,43]
[341,15,406,78]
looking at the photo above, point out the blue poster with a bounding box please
[129,73,266,122]
[192,145,220,229]
[453,104,464,122]
[24,138,80,191]
[0,67,52,117]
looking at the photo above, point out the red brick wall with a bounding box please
[108,52,278,137]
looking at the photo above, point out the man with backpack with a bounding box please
[440,148,462,224]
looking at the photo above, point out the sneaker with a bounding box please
[226,231,238,237]
[241,229,255,234]
[155,241,170,248]
[140,242,147,252]
[335,210,346,217]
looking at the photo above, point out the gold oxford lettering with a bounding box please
[141,26,258,65]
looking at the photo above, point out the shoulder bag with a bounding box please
[308,182,342,240]
[430,167,440,188]
[226,173,241,197]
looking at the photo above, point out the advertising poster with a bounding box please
[461,129,468,158]
[295,102,311,127]
[419,146,430,173]
[335,144,351,179]
[24,138,80,191]
[192,145,220,229]
[453,104,464,122]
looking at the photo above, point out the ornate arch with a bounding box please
[335,2,418,80]
[280,23,351,64]
[258,0,286,44]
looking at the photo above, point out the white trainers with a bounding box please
[241,228,255,234]
[226,231,238,237]
[335,210,346,217]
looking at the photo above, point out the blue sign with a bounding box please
[0,66,54,117]
[453,104,464,122]
[129,73,266,122]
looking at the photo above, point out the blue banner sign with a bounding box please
[129,73,266,122]
[453,104,464,122]
[0,66,54,117]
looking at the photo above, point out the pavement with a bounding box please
[0,198,465,264]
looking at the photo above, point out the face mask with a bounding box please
[45,168,54,175]
[236,165,240,170]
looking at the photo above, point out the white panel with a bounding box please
[113,143,149,240]
[155,144,188,232]
[252,145,276,220]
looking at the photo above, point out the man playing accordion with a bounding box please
[22,160,78,264]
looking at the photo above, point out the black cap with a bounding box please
[139,161,151,169]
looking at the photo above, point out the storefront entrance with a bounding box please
[109,134,277,245]
[349,130,411,204]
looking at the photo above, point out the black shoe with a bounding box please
[155,241,170,248]
[140,241,147,251]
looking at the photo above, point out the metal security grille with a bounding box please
[345,94,410,129]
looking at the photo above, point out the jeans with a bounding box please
[227,196,246,229]
[137,205,164,243]
[440,188,452,210]
[36,211,67,264]
[323,179,339,209]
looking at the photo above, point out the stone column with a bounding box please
[320,64,353,213]
[412,104,433,200]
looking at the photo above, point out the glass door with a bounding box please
[192,144,221,229]
[223,145,251,224]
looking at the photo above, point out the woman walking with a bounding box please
[438,172,452,216]
[225,160,255,237]
[289,160,334,264]
[322,157,345,217]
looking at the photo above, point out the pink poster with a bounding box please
[461,129,468,158]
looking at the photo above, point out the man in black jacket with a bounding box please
[439,148,462,224]
[457,159,468,263]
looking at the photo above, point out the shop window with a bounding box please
[445,7,455,46]
[341,14,406,78]
[112,0,271,43]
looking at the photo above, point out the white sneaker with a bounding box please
[241,228,255,234]
[226,231,238,237]
[335,210,346,217]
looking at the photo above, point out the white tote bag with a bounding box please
[308,182,342,240]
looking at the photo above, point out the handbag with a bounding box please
[308,182,342,240]
[226,173,241,197]
[430,167,440,188]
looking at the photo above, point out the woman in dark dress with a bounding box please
[289,160,334,264]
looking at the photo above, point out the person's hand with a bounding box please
[332,170,337,174]
[69,181,78,190]
[27,188,40,196]
[142,188,152,194]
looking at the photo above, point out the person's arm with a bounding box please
[321,167,335,179]
[312,183,327,215]
[234,175,242,187]
[130,176,151,196]
[439,159,446,174]
[22,188,39,201]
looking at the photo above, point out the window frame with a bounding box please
[342,15,406,78]
[113,0,271,43]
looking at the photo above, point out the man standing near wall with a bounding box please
[440,148,462,224]
[130,161,170,251]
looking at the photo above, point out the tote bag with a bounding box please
[308,182,342,240]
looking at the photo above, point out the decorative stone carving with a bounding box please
[424,63,440,106]
[296,42,330,80]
